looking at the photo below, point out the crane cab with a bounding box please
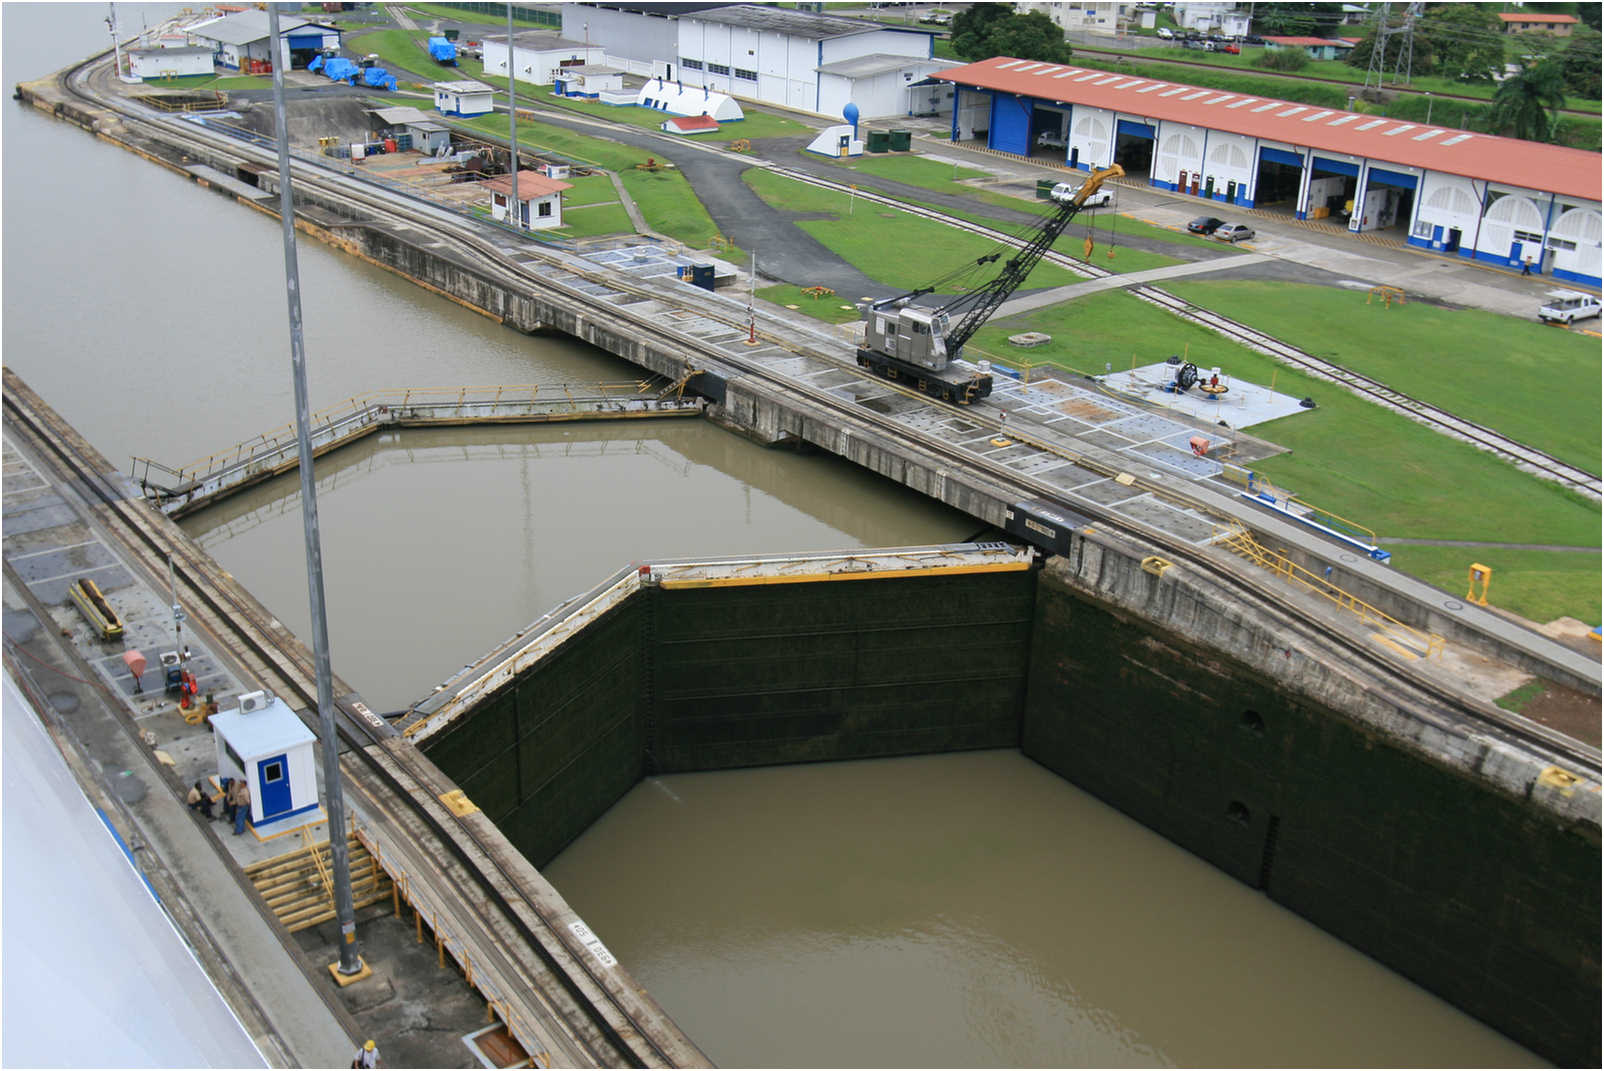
[862,301,954,372]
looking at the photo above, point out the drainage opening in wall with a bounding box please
[1226,800,1251,826]
[1240,709,1265,734]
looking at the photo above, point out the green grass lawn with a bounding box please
[619,168,721,248]
[967,290,1600,619]
[403,3,558,28]
[743,169,1082,292]
[347,27,436,79]
[456,111,645,170]
[556,172,619,207]
[758,285,864,323]
[533,92,810,141]
[1383,545,1601,625]
[549,200,633,238]
[1163,280,1603,472]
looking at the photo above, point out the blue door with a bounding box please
[258,753,291,819]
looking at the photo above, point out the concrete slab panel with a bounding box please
[1075,478,1146,505]
[1106,412,1194,445]
[2,499,79,536]
[29,562,134,606]
[1131,441,1224,480]
[7,541,118,584]
[1080,429,1135,450]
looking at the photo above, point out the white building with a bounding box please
[940,55,1602,285]
[1016,2,1123,35]
[679,5,940,118]
[816,54,952,120]
[187,10,340,71]
[560,2,702,80]
[127,45,213,80]
[484,170,573,230]
[433,79,495,117]
[482,31,604,87]
[1173,2,1249,37]
[208,692,320,828]
[553,64,627,99]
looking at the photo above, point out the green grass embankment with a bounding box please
[1163,280,1603,473]
[967,290,1600,622]
[742,169,1082,291]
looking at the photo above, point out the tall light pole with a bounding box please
[507,3,520,230]
[106,4,125,79]
[266,2,364,982]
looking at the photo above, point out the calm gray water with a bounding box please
[1,8,1543,1066]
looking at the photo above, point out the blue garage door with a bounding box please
[1312,156,1358,176]
[1368,167,1418,189]
[1117,119,1155,140]
[990,93,1032,156]
[1259,146,1303,168]
[287,31,325,48]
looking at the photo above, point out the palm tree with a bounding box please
[1491,59,1568,143]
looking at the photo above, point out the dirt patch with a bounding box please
[1498,678,1601,749]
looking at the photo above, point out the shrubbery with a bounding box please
[1252,48,1310,72]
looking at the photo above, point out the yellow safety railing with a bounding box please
[1214,521,1444,659]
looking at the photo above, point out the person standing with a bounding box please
[1521,257,1533,276]
[232,780,252,836]
[352,1039,380,1068]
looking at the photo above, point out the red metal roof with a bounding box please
[664,114,720,131]
[935,56,1601,201]
[1497,12,1577,23]
[1263,36,1352,47]
[481,170,572,199]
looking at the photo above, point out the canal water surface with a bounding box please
[2,6,1542,1065]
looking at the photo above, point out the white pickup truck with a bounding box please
[1537,289,1602,325]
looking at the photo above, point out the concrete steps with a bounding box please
[245,832,392,933]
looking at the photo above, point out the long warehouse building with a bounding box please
[937,56,1602,287]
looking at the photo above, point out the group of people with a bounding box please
[185,777,252,835]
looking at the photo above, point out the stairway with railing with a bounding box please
[243,826,392,934]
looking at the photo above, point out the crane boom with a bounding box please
[942,164,1124,352]
[853,163,1124,406]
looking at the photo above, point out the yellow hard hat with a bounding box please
[364,1040,375,1051]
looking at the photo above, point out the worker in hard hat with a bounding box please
[352,1039,379,1068]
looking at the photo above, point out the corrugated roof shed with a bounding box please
[481,170,574,198]
[189,11,332,46]
[433,79,493,94]
[936,55,1602,202]
[1263,35,1354,48]
[485,31,593,50]
[665,114,721,131]
[817,53,941,78]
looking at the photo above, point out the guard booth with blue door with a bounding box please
[209,690,320,830]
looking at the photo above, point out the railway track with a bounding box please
[51,51,1601,777]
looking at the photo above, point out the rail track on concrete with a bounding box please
[424,91,1599,498]
[2,368,700,1069]
[52,52,1603,777]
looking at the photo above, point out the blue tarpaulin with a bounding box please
[361,67,397,90]
[322,57,358,81]
[428,36,457,64]
[306,54,324,73]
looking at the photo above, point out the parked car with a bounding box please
[1036,129,1067,150]
[1243,33,1266,45]
[1537,289,1602,325]
[1061,183,1114,207]
[1187,216,1226,235]
[1222,42,1240,53]
[1214,223,1255,243]
[1155,26,1174,39]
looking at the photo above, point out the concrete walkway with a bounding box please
[997,252,1273,318]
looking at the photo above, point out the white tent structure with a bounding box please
[635,78,743,122]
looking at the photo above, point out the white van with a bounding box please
[1156,26,1175,39]
[1537,289,1602,325]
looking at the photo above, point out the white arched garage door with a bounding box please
[1547,207,1603,282]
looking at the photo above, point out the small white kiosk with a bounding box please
[209,690,319,829]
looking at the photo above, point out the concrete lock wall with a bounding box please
[421,598,649,869]
[647,573,1036,772]
[1021,550,1600,1068]
[420,554,1598,1065]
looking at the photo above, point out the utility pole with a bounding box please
[1363,2,1391,93]
[507,3,519,229]
[266,2,364,983]
[106,4,124,79]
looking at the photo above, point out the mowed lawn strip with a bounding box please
[1163,279,1603,472]
[452,115,720,248]
[744,169,1085,292]
[1383,545,1601,625]
[973,290,1600,552]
